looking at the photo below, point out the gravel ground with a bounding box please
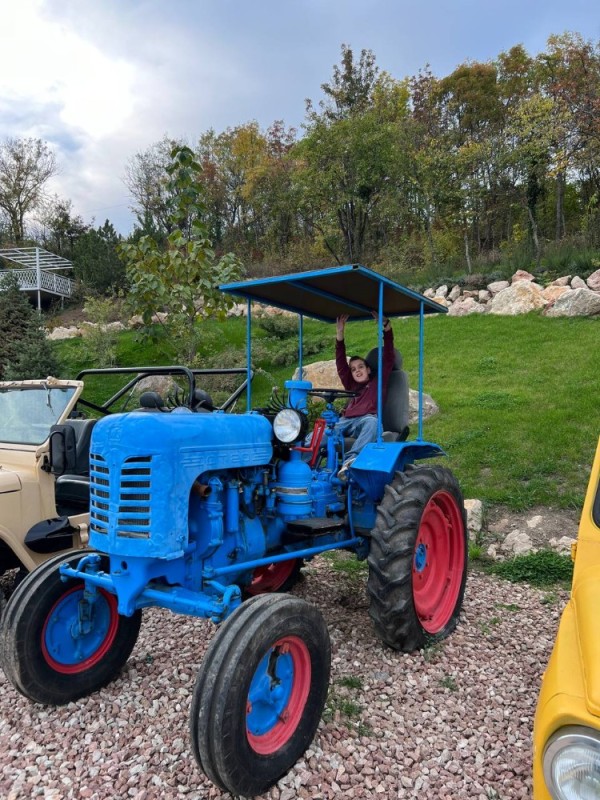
[0,559,567,800]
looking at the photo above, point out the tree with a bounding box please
[119,146,242,364]
[537,34,600,240]
[0,138,58,243]
[306,44,380,122]
[73,221,125,294]
[0,272,58,379]
[296,46,409,263]
[124,136,186,239]
[35,196,88,259]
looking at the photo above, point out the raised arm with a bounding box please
[335,315,355,389]
[371,311,395,379]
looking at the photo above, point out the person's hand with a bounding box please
[336,314,348,340]
[371,311,391,329]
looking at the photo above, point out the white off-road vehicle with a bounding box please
[0,377,89,585]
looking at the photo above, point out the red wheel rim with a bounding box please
[246,560,298,596]
[246,636,311,755]
[412,490,465,634]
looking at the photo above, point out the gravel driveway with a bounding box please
[0,558,566,800]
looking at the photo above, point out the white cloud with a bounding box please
[0,0,136,140]
[1,0,598,236]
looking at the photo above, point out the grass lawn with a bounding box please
[53,311,598,510]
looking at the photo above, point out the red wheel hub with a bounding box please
[412,491,465,634]
[246,560,298,596]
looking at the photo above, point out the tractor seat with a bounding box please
[344,348,410,447]
[191,388,214,412]
[139,391,166,411]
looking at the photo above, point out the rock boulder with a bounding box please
[544,287,600,317]
[488,280,548,315]
[586,267,600,291]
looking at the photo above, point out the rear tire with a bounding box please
[367,466,467,651]
[0,550,142,705]
[190,594,330,796]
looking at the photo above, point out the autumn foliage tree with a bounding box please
[123,35,600,280]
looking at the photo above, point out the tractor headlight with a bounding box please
[543,726,600,799]
[273,408,307,445]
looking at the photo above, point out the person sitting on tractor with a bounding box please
[335,311,395,478]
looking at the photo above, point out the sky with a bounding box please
[1,0,599,237]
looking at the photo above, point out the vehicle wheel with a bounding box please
[244,558,303,597]
[0,550,142,705]
[367,466,467,652]
[9,567,28,595]
[190,594,331,796]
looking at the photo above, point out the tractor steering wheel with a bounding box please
[307,388,357,403]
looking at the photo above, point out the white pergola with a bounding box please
[0,247,75,310]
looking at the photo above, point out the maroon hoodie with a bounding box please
[335,328,394,418]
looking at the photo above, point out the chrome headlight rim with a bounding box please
[543,724,600,799]
[272,408,307,445]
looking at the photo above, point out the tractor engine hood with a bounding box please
[88,409,274,559]
[0,467,22,494]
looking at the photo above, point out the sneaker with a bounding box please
[337,457,356,481]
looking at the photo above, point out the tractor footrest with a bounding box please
[284,517,345,542]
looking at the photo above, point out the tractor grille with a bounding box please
[90,453,109,535]
[90,453,153,539]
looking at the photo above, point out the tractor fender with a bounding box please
[349,440,446,501]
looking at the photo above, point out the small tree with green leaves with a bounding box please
[119,146,242,363]
[0,272,59,379]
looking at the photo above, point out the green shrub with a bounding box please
[257,315,297,339]
[486,550,573,587]
[80,295,120,368]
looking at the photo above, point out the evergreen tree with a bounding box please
[0,272,58,379]
[73,220,125,294]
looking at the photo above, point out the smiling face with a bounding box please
[349,357,371,385]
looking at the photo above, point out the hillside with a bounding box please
[51,309,598,510]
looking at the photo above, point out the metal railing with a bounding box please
[10,268,74,298]
[0,247,75,309]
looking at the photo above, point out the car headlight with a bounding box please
[543,726,600,799]
[272,408,307,445]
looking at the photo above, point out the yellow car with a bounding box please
[533,436,600,798]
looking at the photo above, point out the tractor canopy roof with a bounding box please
[220,264,447,323]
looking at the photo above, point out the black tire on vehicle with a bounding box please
[0,550,142,705]
[190,593,331,797]
[367,465,468,652]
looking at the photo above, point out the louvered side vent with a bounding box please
[90,452,110,535]
[117,455,152,539]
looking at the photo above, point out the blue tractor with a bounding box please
[0,265,468,796]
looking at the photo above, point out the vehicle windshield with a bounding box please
[0,385,76,445]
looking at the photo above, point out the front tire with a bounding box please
[190,594,331,796]
[367,466,467,652]
[0,550,142,705]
